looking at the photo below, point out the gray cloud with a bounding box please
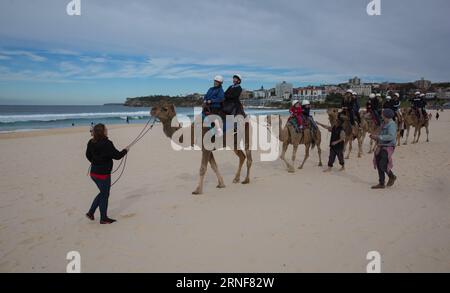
[1,0,449,82]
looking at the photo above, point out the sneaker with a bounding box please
[86,213,95,221]
[387,175,397,187]
[100,218,117,224]
[371,184,385,189]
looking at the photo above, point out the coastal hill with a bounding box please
[124,94,203,107]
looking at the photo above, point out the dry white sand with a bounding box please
[0,111,449,273]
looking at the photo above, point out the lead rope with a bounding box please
[110,118,158,187]
[87,118,158,187]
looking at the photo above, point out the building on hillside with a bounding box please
[350,84,372,96]
[414,77,432,90]
[296,86,327,102]
[275,81,293,100]
[253,86,269,99]
[349,76,361,86]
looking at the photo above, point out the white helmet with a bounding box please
[302,100,310,106]
[214,75,224,83]
[346,89,353,94]
[394,93,400,97]
[292,100,300,106]
[386,96,392,100]
[376,93,381,97]
[415,91,421,96]
[420,93,425,97]
[352,91,357,96]
[369,94,376,99]
[233,74,242,82]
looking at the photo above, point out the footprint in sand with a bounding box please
[121,213,136,218]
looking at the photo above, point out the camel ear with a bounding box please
[170,104,175,112]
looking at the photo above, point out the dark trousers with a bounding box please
[89,176,111,220]
[375,149,395,185]
[328,147,344,167]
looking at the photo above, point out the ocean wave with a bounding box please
[0,111,151,123]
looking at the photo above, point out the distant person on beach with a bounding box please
[436,112,440,120]
[370,109,398,189]
[85,124,130,224]
[72,123,75,127]
[317,116,346,172]
[90,122,94,136]
[126,116,130,124]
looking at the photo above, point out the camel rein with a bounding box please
[87,118,159,188]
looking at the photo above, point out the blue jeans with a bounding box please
[89,176,111,221]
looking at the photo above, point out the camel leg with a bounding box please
[317,143,323,167]
[413,127,420,144]
[242,150,252,184]
[209,153,226,189]
[426,126,430,142]
[291,144,299,168]
[403,126,410,145]
[299,144,310,169]
[280,142,294,173]
[357,136,363,158]
[233,150,246,183]
[192,151,211,195]
[416,127,422,143]
[345,139,352,159]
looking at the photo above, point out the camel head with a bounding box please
[327,108,339,125]
[150,102,177,123]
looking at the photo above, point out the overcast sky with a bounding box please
[0,0,449,105]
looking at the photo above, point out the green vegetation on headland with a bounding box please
[124,94,203,107]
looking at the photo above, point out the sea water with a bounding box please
[0,105,295,133]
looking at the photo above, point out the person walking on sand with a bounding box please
[317,117,346,172]
[436,112,440,120]
[85,124,130,224]
[370,109,398,189]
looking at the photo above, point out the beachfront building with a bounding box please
[253,86,269,99]
[350,84,372,96]
[347,76,372,96]
[349,76,361,86]
[275,81,293,100]
[415,77,432,91]
[296,86,327,102]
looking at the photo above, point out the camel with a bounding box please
[326,108,368,159]
[401,108,430,145]
[360,110,380,153]
[269,115,322,173]
[360,110,402,151]
[150,103,252,195]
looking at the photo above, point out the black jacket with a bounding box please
[224,85,242,103]
[223,85,244,115]
[86,138,127,175]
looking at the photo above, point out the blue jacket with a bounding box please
[204,86,224,109]
[378,120,397,146]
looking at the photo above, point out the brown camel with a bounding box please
[401,108,430,145]
[360,110,380,153]
[270,115,322,173]
[327,109,368,159]
[150,103,252,195]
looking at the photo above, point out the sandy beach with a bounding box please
[0,111,449,273]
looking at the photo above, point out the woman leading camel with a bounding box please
[85,124,130,224]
